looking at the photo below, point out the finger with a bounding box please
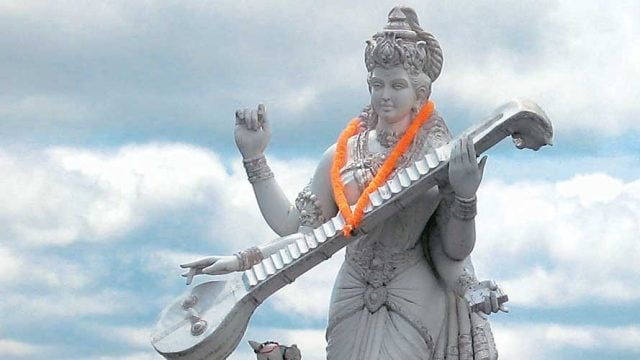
[461,135,471,165]
[483,296,492,315]
[182,268,196,285]
[490,291,499,313]
[499,304,510,313]
[180,257,215,268]
[250,109,260,131]
[466,134,477,160]
[478,156,488,179]
[186,269,194,285]
[235,109,244,125]
[489,279,497,290]
[450,138,460,166]
[180,260,204,268]
[243,108,251,129]
[181,268,203,276]
[257,103,267,130]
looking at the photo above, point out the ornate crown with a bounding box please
[364,7,443,81]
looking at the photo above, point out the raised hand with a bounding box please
[448,135,488,199]
[180,256,241,285]
[234,103,271,159]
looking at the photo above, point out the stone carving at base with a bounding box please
[249,340,302,360]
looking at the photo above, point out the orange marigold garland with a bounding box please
[331,100,435,237]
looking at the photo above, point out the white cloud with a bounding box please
[0,289,139,319]
[2,0,638,139]
[438,0,640,135]
[90,352,158,360]
[493,323,640,359]
[48,144,228,240]
[0,246,23,284]
[0,339,42,357]
[0,144,316,247]
[0,246,91,290]
[277,86,319,115]
[473,173,640,307]
[95,325,152,349]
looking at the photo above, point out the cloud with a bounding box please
[437,1,640,135]
[0,339,43,357]
[95,325,152,349]
[473,173,640,307]
[1,0,638,148]
[493,323,640,359]
[0,144,316,247]
[0,245,91,291]
[0,246,23,284]
[90,353,158,360]
[1,289,139,319]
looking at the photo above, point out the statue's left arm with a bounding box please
[441,135,487,260]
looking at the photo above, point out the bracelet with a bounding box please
[450,195,477,221]
[454,271,478,298]
[234,246,264,270]
[243,156,274,184]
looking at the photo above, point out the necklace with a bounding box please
[331,100,435,237]
[376,127,402,148]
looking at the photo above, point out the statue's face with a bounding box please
[370,66,417,125]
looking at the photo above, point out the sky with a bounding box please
[1,0,639,359]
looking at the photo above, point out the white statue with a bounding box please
[154,5,552,360]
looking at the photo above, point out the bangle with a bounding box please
[454,271,478,297]
[450,195,477,221]
[243,156,274,184]
[234,246,264,271]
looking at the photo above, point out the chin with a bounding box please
[379,113,407,125]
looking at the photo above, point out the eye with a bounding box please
[371,82,383,89]
[393,82,407,90]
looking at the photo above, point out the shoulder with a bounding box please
[311,143,337,188]
[318,143,337,169]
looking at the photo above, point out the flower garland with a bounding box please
[331,100,435,236]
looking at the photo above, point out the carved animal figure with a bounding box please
[248,340,302,360]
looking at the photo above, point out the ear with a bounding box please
[416,86,429,103]
[248,340,262,351]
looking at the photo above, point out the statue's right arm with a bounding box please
[180,145,338,284]
[179,106,338,283]
[251,144,338,237]
[234,104,337,237]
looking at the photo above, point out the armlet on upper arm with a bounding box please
[295,179,326,228]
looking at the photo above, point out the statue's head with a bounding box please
[364,6,443,126]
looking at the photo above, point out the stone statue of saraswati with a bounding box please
[152,6,552,360]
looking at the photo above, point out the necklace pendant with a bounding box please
[376,128,401,148]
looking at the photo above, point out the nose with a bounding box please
[381,86,391,101]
